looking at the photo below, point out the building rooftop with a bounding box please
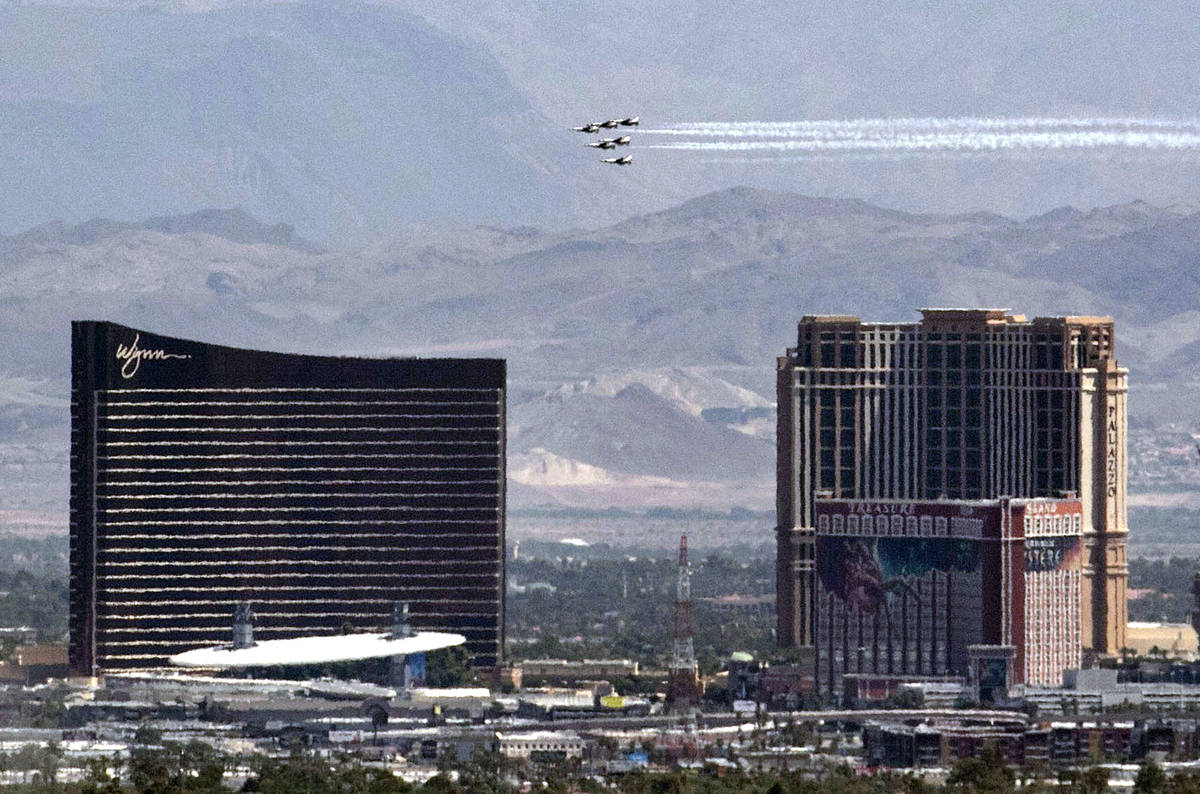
[919,308,1013,322]
[1125,622,1198,658]
[496,730,583,742]
[170,631,465,668]
[798,309,1115,328]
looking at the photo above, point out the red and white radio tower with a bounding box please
[666,534,701,711]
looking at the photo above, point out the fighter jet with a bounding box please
[572,123,601,133]
[605,136,631,146]
[601,155,632,165]
[598,119,621,129]
[618,116,639,127]
[588,140,618,149]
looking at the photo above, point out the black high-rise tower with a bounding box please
[70,322,506,675]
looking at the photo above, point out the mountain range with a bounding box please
[0,2,589,240]
[7,1,1200,239]
[1,188,1199,519]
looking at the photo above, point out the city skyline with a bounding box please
[2,1,1197,787]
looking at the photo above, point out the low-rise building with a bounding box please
[514,687,650,720]
[756,660,815,709]
[841,674,967,707]
[0,644,70,685]
[497,730,587,764]
[518,659,639,680]
[864,717,1198,768]
[1020,667,1200,713]
[1125,622,1199,661]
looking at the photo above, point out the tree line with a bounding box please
[3,741,1199,794]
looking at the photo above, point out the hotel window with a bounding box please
[841,340,857,367]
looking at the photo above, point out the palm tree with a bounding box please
[84,757,110,787]
[36,741,63,786]
[13,744,39,785]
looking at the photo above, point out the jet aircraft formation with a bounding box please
[572,116,638,164]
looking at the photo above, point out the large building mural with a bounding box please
[816,536,980,614]
[813,498,1082,696]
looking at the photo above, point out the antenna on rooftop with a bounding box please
[391,601,413,639]
[231,602,255,649]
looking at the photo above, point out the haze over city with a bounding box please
[3,3,1200,792]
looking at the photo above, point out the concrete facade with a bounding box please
[777,309,1128,658]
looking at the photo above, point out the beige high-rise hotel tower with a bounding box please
[776,309,1128,656]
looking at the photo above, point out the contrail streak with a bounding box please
[640,117,1200,158]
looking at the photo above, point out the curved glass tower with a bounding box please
[70,322,505,674]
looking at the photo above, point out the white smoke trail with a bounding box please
[639,117,1200,158]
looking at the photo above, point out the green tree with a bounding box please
[251,750,337,794]
[1167,770,1200,794]
[425,646,474,688]
[886,688,924,709]
[421,773,464,794]
[128,743,173,793]
[128,736,226,793]
[1133,761,1167,794]
[13,743,40,785]
[455,748,513,794]
[1077,766,1110,794]
[248,748,414,794]
[23,691,66,728]
[36,740,63,786]
[181,739,225,792]
[82,753,127,794]
[133,724,163,747]
[364,767,414,794]
[945,745,1015,793]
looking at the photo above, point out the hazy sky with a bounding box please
[4,1,1200,235]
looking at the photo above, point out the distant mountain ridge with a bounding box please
[1,187,1199,514]
[1,209,315,252]
[8,2,1200,237]
[0,1,578,240]
[3,187,1196,377]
